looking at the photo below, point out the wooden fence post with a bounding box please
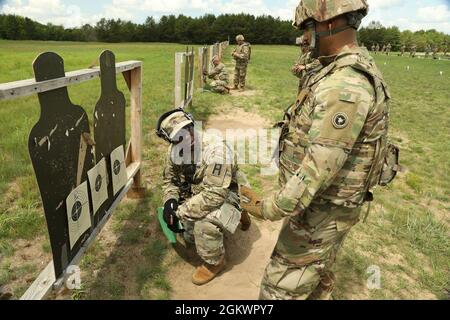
[127,65,145,199]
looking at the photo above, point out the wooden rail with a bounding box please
[0,61,142,101]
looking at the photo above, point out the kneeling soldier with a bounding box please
[156,109,250,285]
[204,55,230,94]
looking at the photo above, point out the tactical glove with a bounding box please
[163,199,184,233]
[240,186,264,220]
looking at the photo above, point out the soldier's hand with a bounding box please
[292,64,306,74]
[240,186,264,220]
[163,199,184,233]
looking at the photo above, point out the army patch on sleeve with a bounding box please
[212,164,223,176]
[332,113,349,129]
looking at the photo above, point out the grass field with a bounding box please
[0,40,449,300]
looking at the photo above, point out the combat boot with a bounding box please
[238,86,245,92]
[231,86,239,91]
[192,257,226,286]
[240,210,251,231]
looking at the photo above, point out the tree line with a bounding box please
[1,13,449,49]
[359,23,449,51]
[0,13,298,44]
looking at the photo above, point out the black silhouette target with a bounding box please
[93,50,126,225]
[28,52,95,278]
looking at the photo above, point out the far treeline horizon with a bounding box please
[0,13,449,51]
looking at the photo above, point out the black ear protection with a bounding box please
[156,108,195,143]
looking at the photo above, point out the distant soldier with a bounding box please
[381,44,386,54]
[204,55,230,94]
[444,45,448,57]
[371,43,376,52]
[375,43,380,54]
[432,45,439,60]
[386,43,391,56]
[425,44,431,58]
[291,35,322,92]
[157,109,249,286]
[410,44,417,58]
[232,34,251,91]
[399,44,406,56]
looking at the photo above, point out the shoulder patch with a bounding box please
[332,112,349,129]
[339,92,358,103]
[212,164,223,177]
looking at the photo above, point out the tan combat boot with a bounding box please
[231,85,239,90]
[192,257,226,286]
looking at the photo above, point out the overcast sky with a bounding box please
[1,0,449,34]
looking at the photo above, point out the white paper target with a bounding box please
[66,181,92,249]
[110,145,127,196]
[88,158,109,216]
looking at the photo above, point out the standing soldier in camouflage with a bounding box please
[375,43,380,54]
[241,0,397,300]
[432,45,439,60]
[381,44,386,54]
[371,43,375,52]
[232,34,251,91]
[292,35,322,92]
[425,44,431,58]
[157,109,250,286]
[204,55,230,94]
[386,43,391,56]
[400,44,406,56]
[410,43,417,58]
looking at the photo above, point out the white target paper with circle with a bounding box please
[110,145,127,196]
[88,158,109,216]
[66,181,92,249]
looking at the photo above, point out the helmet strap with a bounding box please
[316,25,352,38]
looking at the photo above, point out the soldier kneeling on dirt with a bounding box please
[156,109,251,286]
[204,55,230,94]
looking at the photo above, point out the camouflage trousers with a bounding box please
[234,63,248,88]
[259,203,362,300]
[209,80,229,94]
[182,193,242,266]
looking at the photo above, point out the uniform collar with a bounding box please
[318,45,362,67]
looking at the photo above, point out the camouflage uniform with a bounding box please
[400,45,406,56]
[410,44,417,58]
[162,131,242,266]
[250,0,392,301]
[259,44,390,300]
[386,43,391,56]
[292,51,322,92]
[425,45,431,58]
[233,37,251,89]
[432,46,438,60]
[375,44,380,54]
[206,62,229,94]
[371,44,375,52]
